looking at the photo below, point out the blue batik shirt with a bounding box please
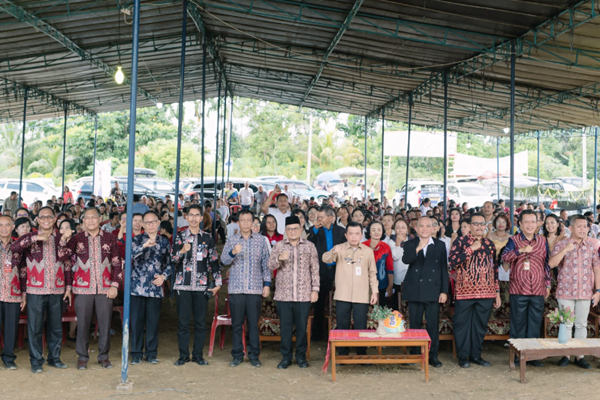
[131,233,173,298]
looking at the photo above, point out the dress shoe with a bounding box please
[230,358,243,367]
[297,359,309,369]
[146,357,159,364]
[250,359,262,368]
[4,361,17,370]
[528,360,544,367]
[174,357,190,366]
[557,356,570,367]
[99,359,113,369]
[429,356,442,368]
[48,360,68,369]
[575,357,592,369]
[31,365,43,373]
[131,357,142,365]
[77,360,88,370]
[458,358,471,368]
[277,360,291,369]
[469,357,491,367]
[191,357,208,366]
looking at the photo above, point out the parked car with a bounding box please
[394,180,445,207]
[256,175,287,181]
[448,183,493,208]
[114,176,175,197]
[555,176,589,188]
[0,179,60,207]
[263,179,329,201]
[70,177,167,202]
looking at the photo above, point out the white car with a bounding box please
[0,179,60,207]
[448,183,493,208]
[395,180,445,207]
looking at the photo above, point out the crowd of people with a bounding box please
[1,181,600,375]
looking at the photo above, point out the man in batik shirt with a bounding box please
[171,204,221,367]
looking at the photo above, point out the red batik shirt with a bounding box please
[448,235,498,300]
[11,231,72,295]
[502,233,550,296]
[65,230,122,295]
[1,238,23,303]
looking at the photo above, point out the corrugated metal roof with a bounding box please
[1,0,599,136]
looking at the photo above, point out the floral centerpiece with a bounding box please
[369,305,406,335]
[547,306,576,344]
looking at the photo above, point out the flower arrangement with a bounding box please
[547,306,576,325]
[369,305,394,322]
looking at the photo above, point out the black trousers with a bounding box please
[335,300,369,356]
[0,301,20,363]
[175,290,208,360]
[277,301,311,362]
[27,293,63,367]
[75,294,113,362]
[391,284,402,311]
[408,301,440,357]
[313,268,334,340]
[509,294,544,339]
[130,295,162,359]
[230,293,262,360]
[453,298,494,360]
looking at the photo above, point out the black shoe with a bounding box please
[557,356,570,367]
[429,356,442,368]
[469,357,491,367]
[277,360,291,369]
[174,357,190,366]
[230,358,243,367]
[575,357,592,369]
[458,358,471,368]
[31,365,43,374]
[528,360,544,367]
[146,357,159,364]
[4,361,17,370]
[250,359,262,368]
[47,360,68,369]
[191,357,208,366]
[297,359,309,368]
[131,357,142,365]
[514,356,520,366]
[67,336,77,343]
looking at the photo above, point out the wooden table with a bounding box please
[508,338,600,383]
[322,329,431,382]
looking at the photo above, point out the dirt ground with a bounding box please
[3,294,600,400]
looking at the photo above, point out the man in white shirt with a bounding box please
[283,185,293,201]
[239,182,254,211]
[262,186,291,235]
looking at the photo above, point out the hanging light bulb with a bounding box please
[466,141,471,149]
[156,102,163,109]
[115,66,125,84]
[503,127,510,134]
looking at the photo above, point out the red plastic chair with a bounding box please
[62,297,77,345]
[208,281,246,357]
[229,205,242,215]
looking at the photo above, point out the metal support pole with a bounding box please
[91,116,98,196]
[221,89,227,193]
[213,75,221,237]
[227,96,233,182]
[380,110,385,201]
[364,117,367,200]
[120,0,141,386]
[61,105,68,197]
[200,35,206,206]
[443,71,448,217]
[18,88,28,208]
[496,137,500,201]
[405,96,412,208]
[594,127,598,220]
[509,40,516,229]
[537,131,540,205]
[172,0,186,271]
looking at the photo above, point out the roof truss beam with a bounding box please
[0,0,158,104]
[367,0,600,119]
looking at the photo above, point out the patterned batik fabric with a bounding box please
[552,237,600,300]
[449,235,498,300]
[221,233,271,295]
[171,228,221,292]
[0,238,22,302]
[131,233,173,298]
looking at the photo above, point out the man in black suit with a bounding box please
[402,217,449,368]
[309,206,346,341]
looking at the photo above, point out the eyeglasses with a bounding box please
[252,223,261,227]
[17,213,28,217]
[144,220,159,225]
[471,222,486,227]
[38,215,54,220]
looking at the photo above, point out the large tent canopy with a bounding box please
[2,0,600,136]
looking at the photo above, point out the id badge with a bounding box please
[196,249,204,261]
[3,260,11,273]
[355,266,361,276]
[523,260,530,271]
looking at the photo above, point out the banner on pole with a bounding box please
[94,159,112,198]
